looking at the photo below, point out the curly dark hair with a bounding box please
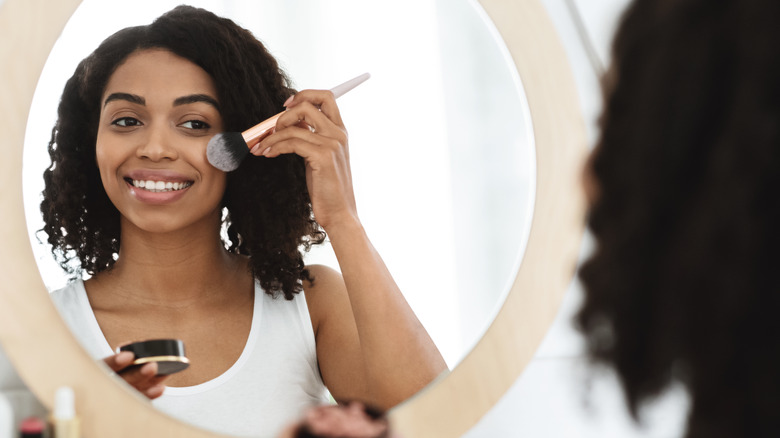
[576,0,780,436]
[40,5,325,300]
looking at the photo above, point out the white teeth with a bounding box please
[131,179,192,192]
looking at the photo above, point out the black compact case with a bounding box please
[117,339,190,376]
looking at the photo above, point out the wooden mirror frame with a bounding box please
[0,0,587,436]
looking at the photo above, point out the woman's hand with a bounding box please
[250,90,357,231]
[276,401,392,438]
[103,351,169,400]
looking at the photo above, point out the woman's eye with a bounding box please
[111,117,142,127]
[181,120,210,130]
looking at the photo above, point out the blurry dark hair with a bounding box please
[577,0,780,436]
[40,5,324,299]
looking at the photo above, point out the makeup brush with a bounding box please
[207,72,371,172]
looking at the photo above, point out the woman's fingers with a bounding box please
[103,353,170,400]
[276,100,346,140]
[257,126,343,160]
[103,351,134,372]
[145,383,166,400]
[250,87,347,158]
[248,97,346,158]
[284,89,344,127]
[121,362,170,399]
[252,99,348,160]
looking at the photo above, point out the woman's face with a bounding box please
[95,49,226,235]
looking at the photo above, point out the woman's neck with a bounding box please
[89,215,248,308]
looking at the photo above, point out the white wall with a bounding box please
[462,1,691,436]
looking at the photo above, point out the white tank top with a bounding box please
[49,279,331,438]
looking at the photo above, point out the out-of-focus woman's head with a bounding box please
[578,0,780,435]
[41,6,324,299]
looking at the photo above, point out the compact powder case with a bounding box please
[117,339,190,376]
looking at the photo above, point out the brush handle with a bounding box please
[331,72,371,99]
[241,72,371,148]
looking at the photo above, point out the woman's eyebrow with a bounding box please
[173,94,220,110]
[104,92,145,107]
[102,93,220,110]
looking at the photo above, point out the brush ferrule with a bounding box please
[242,112,282,148]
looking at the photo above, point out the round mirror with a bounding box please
[0,0,586,436]
[23,0,534,370]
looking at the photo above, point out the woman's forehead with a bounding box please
[102,49,217,104]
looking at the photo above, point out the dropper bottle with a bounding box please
[50,387,80,438]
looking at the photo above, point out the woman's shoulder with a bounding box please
[304,264,343,289]
[302,264,348,303]
[302,264,348,332]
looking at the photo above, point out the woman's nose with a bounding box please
[136,124,178,161]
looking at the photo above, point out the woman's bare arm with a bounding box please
[255,89,447,408]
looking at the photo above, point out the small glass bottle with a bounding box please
[49,387,80,438]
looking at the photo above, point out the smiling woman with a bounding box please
[37,5,447,436]
[0,0,586,437]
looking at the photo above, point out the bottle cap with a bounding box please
[20,416,46,437]
[54,386,75,419]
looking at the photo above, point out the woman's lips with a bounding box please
[124,177,193,204]
[125,178,193,192]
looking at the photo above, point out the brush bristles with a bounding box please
[207,132,249,172]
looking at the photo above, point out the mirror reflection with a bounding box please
[21,0,534,436]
